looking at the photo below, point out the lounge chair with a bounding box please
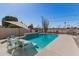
[7,37,19,55]
[7,37,38,55]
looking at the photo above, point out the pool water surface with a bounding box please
[22,33,58,50]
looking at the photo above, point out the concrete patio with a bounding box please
[36,34,79,56]
[0,34,79,56]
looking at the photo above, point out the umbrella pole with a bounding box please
[19,28,20,38]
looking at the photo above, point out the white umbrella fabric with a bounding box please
[5,21,28,29]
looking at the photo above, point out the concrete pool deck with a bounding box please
[36,34,79,56]
[0,34,79,56]
[0,39,11,56]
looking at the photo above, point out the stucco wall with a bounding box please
[0,28,29,39]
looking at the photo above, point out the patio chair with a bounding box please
[7,37,38,55]
[7,37,18,55]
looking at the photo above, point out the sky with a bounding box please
[0,3,79,28]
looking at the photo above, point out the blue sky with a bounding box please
[0,3,79,28]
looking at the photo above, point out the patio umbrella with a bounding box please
[5,21,28,29]
[5,21,29,37]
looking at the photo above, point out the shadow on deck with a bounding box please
[73,36,79,47]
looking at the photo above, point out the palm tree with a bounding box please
[42,16,49,33]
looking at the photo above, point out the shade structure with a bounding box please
[5,21,28,30]
[5,21,29,37]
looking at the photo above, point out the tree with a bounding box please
[42,16,49,33]
[34,25,40,32]
[2,16,18,28]
[28,24,33,32]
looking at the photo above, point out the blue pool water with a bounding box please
[22,33,58,49]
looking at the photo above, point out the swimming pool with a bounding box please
[22,33,58,50]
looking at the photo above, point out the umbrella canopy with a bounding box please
[5,21,28,30]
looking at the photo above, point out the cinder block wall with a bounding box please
[0,28,29,39]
